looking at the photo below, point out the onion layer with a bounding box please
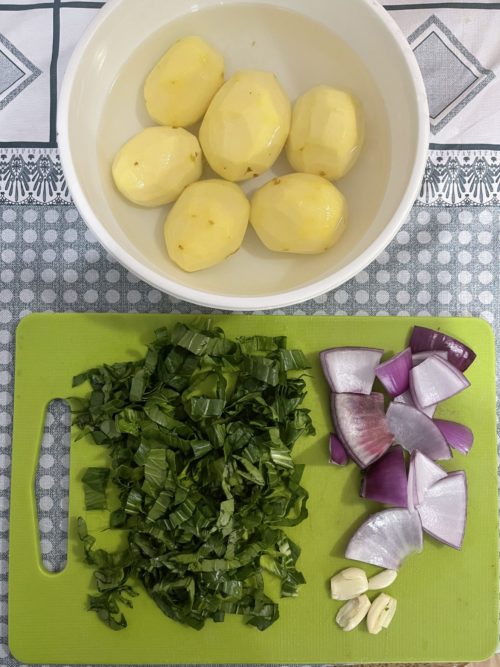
[434,419,474,455]
[345,508,423,570]
[412,350,448,366]
[329,433,349,466]
[375,348,412,397]
[409,326,476,372]
[386,402,451,461]
[407,456,417,512]
[361,446,407,508]
[417,471,467,549]
[410,355,470,409]
[394,389,437,418]
[320,347,383,395]
[331,393,394,469]
[410,450,447,507]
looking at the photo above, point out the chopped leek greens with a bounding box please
[72,322,314,631]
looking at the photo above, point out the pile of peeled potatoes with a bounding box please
[112,36,364,272]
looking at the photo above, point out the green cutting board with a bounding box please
[9,313,499,664]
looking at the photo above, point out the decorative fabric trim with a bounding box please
[1,148,500,207]
[0,148,70,205]
[416,149,500,206]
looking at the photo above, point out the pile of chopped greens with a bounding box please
[72,322,315,631]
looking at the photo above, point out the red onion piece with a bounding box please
[320,347,383,395]
[394,390,436,418]
[329,433,349,466]
[386,402,451,461]
[375,347,412,397]
[407,455,417,511]
[434,419,474,455]
[412,350,448,366]
[409,326,476,372]
[331,393,394,469]
[345,508,423,570]
[361,446,407,507]
[409,356,470,408]
[411,450,447,506]
[417,471,467,549]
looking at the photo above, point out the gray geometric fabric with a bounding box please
[0,33,41,111]
[414,32,477,120]
[409,15,495,134]
[0,53,23,97]
[0,205,497,322]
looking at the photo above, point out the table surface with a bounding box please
[1,0,499,666]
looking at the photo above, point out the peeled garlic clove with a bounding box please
[367,592,397,634]
[330,567,368,600]
[336,594,371,631]
[367,569,398,590]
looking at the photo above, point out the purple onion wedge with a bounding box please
[361,446,407,508]
[331,393,394,469]
[434,419,474,455]
[375,347,412,397]
[329,433,349,466]
[386,402,451,461]
[411,450,447,507]
[394,390,437,418]
[410,355,470,409]
[320,347,383,395]
[409,326,476,372]
[345,508,423,570]
[417,471,467,549]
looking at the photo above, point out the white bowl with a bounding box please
[58,0,428,311]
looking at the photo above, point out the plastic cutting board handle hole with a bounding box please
[35,399,71,573]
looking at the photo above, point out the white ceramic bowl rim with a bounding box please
[58,0,429,311]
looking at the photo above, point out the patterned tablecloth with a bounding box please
[1,0,500,665]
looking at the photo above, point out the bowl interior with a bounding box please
[64,0,423,305]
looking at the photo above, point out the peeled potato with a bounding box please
[286,85,364,180]
[144,35,224,127]
[112,126,202,207]
[250,173,347,254]
[164,179,250,272]
[199,70,291,182]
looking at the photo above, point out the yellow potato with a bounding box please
[164,179,250,272]
[250,173,347,254]
[286,85,364,180]
[112,126,202,207]
[144,36,224,127]
[199,70,291,182]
